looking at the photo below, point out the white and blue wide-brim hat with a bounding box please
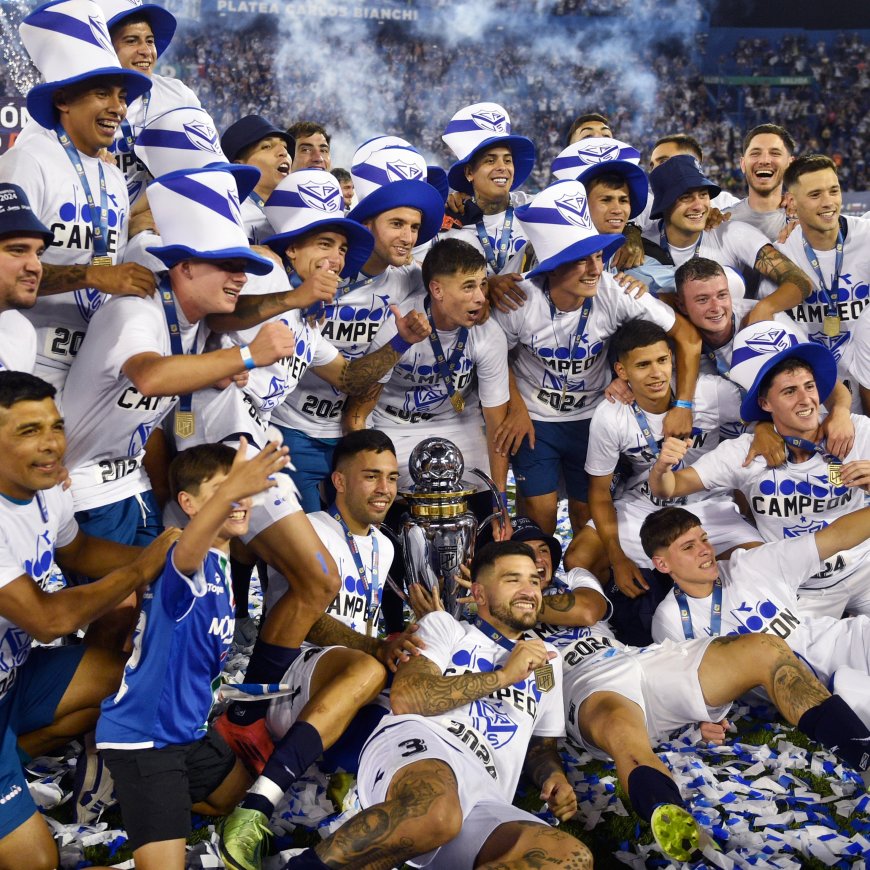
[94,0,176,56]
[347,136,446,245]
[20,0,152,129]
[551,137,649,220]
[730,320,837,422]
[442,102,535,196]
[136,106,226,177]
[146,165,273,275]
[516,179,625,279]
[263,170,374,278]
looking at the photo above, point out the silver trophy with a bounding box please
[400,437,508,618]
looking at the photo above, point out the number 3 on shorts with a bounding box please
[398,738,427,757]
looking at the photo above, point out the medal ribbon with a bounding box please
[158,276,193,418]
[331,505,380,635]
[781,434,841,467]
[116,90,151,156]
[475,206,513,273]
[801,230,844,319]
[543,281,592,400]
[658,220,703,260]
[673,579,722,640]
[424,297,468,408]
[473,615,518,651]
[55,126,110,260]
[304,272,376,320]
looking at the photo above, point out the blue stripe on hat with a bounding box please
[26,8,111,51]
[137,128,206,151]
[516,205,588,227]
[443,118,503,136]
[159,174,241,227]
[730,336,797,370]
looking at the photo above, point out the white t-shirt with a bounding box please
[724,198,789,243]
[0,486,78,701]
[240,196,273,247]
[493,274,676,422]
[849,302,870,389]
[62,289,204,510]
[0,123,130,388]
[435,191,533,276]
[367,287,510,430]
[585,374,741,507]
[278,264,421,438]
[651,534,859,686]
[0,311,37,373]
[412,610,565,802]
[759,216,870,376]
[689,415,870,589]
[112,73,201,204]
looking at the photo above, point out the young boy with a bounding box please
[95,438,288,868]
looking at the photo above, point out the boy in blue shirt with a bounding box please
[95,438,289,868]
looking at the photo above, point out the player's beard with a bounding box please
[488,599,541,633]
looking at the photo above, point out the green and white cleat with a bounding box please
[650,803,703,862]
[219,806,271,870]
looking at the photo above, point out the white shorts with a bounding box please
[614,496,761,568]
[357,715,543,868]
[562,637,731,759]
[383,420,491,492]
[797,557,870,619]
[240,467,302,545]
[265,645,338,739]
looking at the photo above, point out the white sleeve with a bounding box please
[849,306,870,388]
[616,290,677,333]
[55,489,79,548]
[728,534,821,592]
[311,328,340,367]
[531,651,566,738]
[415,611,466,672]
[715,378,743,423]
[722,222,768,272]
[584,401,623,476]
[474,321,510,407]
[491,306,521,349]
[563,567,613,622]
[103,297,166,376]
[0,149,48,215]
[651,594,683,644]
[690,437,755,491]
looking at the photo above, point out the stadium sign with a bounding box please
[0,100,29,155]
[206,0,419,19]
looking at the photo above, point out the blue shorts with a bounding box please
[275,426,339,514]
[0,646,85,839]
[75,490,162,548]
[511,417,591,502]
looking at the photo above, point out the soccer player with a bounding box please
[583,318,760,597]
[1,0,157,391]
[0,184,54,373]
[648,321,870,618]
[724,124,796,241]
[565,112,613,144]
[345,239,511,504]
[221,115,294,245]
[274,139,445,510]
[288,121,331,172]
[220,430,422,868]
[757,154,870,407]
[96,439,289,870]
[492,179,702,535]
[0,371,175,867]
[283,541,591,870]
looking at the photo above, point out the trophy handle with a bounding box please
[468,467,510,537]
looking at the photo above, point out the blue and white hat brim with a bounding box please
[27,66,152,129]
[650,177,720,220]
[347,180,446,245]
[105,3,176,56]
[447,134,536,195]
[576,161,649,220]
[163,161,260,201]
[738,343,837,422]
[525,233,625,279]
[145,243,273,275]
[263,217,375,279]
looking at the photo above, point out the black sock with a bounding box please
[798,694,870,773]
[241,721,324,816]
[230,557,254,619]
[227,641,301,725]
[627,765,684,823]
[285,848,329,869]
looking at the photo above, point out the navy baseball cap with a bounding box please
[477,515,562,572]
[649,154,721,220]
[221,115,295,163]
[0,184,54,245]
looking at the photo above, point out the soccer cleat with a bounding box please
[219,806,271,870]
[72,739,116,824]
[650,803,703,862]
[214,711,274,776]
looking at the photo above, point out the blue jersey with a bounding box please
[96,546,234,749]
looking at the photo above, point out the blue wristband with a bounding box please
[672,399,694,410]
[239,344,256,371]
[389,334,412,354]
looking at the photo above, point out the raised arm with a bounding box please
[40,262,156,299]
[745,244,813,325]
[647,436,706,499]
[663,311,701,438]
[815,505,870,562]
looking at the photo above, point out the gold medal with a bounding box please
[828,463,843,486]
[90,255,113,267]
[823,314,841,337]
[450,392,465,413]
[174,411,195,439]
[534,663,555,693]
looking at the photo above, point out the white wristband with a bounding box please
[239,344,256,371]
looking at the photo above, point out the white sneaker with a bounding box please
[72,736,116,824]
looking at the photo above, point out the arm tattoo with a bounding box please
[392,654,504,715]
[341,344,402,396]
[307,613,380,657]
[754,244,813,298]
[207,290,294,332]
[39,264,89,295]
[540,592,574,614]
[523,736,564,788]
